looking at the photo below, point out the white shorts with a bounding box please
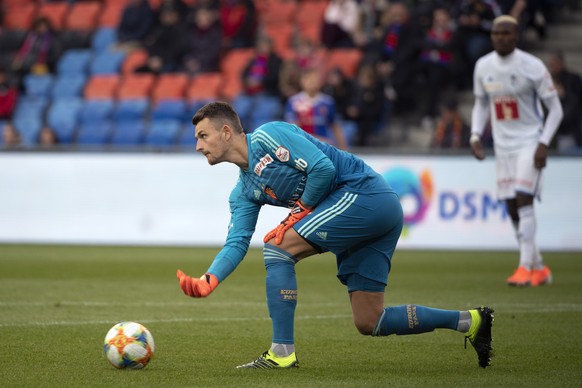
[495,146,543,200]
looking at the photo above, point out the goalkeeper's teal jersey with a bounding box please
[207,121,394,281]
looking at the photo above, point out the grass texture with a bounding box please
[0,245,581,387]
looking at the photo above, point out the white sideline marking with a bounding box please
[0,314,352,328]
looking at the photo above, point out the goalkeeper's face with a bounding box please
[195,118,229,165]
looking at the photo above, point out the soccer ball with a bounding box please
[103,321,155,369]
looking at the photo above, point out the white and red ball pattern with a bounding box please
[103,322,154,369]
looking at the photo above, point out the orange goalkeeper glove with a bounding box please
[264,200,312,245]
[176,270,219,298]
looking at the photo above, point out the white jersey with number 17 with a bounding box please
[473,48,558,153]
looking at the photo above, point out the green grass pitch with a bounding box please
[1,245,581,387]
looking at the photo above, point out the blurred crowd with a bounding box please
[0,0,580,151]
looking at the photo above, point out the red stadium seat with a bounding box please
[219,48,255,100]
[121,50,148,74]
[295,0,327,43]
[65,1,102,31]
[325,48,363,78]
[151,74,189,102]
[117,73,156,100]
[187,73,223,101]
[264,24,295,60]
[37,2,69,30]
[99,2,126,27]
[84,75,121,100]
[258,0,297,26]
[3,4,37,30]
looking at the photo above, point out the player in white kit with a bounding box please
[469,15,563,287]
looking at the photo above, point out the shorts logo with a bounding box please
[264,185,277,200]
[275,146,290,162]
[254,154,273,176]
[316,231,327,240]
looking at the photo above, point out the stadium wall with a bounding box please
[0,153,580,251]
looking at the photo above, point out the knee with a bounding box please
[353,316,378,336]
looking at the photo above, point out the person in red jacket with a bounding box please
[0,68,17,120]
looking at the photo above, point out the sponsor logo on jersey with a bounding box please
[275,146,290,162]
[254,154,273,176]
[316,231,327,240]
[264,186,277,200]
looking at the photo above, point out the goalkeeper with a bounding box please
[177,101,494,369]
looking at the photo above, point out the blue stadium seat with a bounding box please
[13,96,50,121]
[23,74,54,98]
[145,119,181,146]
[112,99,149,122]
[178,125,197,147]
[51,74,87,98]
[91,27,117,53]
[57,49,92,75]
[111,120,146,145]
[250,96,283,129]
[90,51,127,75]
[47,97,84,143]
[79,99,115,124]
[151,100,187,121]
[76,121,114,145]
[13,116,43,146]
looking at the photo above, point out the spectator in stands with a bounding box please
[371,1,422,115]
[453,0,502,81]
[116,0,156,52]
[183,7,222,75]
[547,50,582,150]
[233,35,282,130]
[285,68,348,150]
[431,98,470,149]
[135,8,190,74]
[345,64,385,146]
[352,0,390,48]
[418,6,458,126]
[322,67,353,122]
[39,126,58,147]
[2,122,20,147]
[321,0,360,49]
[278,59,301,104]
[11,17,61,79]
[0,67,17,121]
[220,0,257,50]
[294,37,325,73]
[156,0,192,24]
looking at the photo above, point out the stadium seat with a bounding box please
[65,1,102,31]
[91,28,117,53]
[296,1,327,43]
[99,2,126,28]
[325,48,363,78]
[112,99,149,122]
[90,51,127,75]
[3,4,37,30]
[178,125,197,147]
[84,75,120,100]
[121,50,148,74]
[186,73,223,102]
[23,75,54,98]
[47,97,83,143]
[110,120,146,145]
[79,99,115,124]
[145,119,182,146]
[117,73,156,100]
[13,96,50,122]
[264,24,295,59]
[51,74,87,98]
[250,95,283,128]
[38,2,69,30]
[57,49,93,75]
[258,0,297,26]
[13,116,43,146]
[76,121,114,145]
[151,100,187,121]
[219,49,255,100]
[151,74,189,102]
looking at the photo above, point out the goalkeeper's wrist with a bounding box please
[470,133,481,145]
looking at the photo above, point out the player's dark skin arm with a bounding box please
[534,143,548,169]
[470,139,486,160]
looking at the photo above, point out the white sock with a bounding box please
[457,311,472,333]
[532,244,545,270]
[518,205,536,269]
[270,343,294,357]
